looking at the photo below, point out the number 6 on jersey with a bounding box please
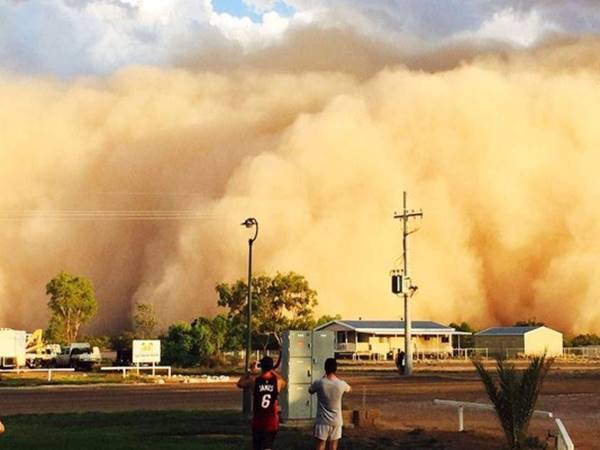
[261,394,271,409]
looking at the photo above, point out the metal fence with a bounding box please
[452,348,489,360]
[562,347,600,359]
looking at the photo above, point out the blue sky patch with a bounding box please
[212,0,295,22]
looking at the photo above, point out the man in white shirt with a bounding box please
[308,358,351,450]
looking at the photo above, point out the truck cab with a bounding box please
[54,343,101,371]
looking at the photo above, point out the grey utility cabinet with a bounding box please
[280,330,335,421]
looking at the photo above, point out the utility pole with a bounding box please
[393,191,423,376]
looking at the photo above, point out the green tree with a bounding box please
[211,314,234,355]
[314,314,342,328]
[570,333,600,347]
[45,271,98,344]
[473,355,554,449]
[45,316,66,345]
[449,322,476,348]
[514,319,544,327]
[161,319,217,367]
[216,272,318,348]
[133,302,158,339]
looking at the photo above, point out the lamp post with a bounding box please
[241,217,258,415]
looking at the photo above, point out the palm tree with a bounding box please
[472,354,554,449]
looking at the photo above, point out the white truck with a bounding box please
[0,328,27,368]
[54,343,102,371]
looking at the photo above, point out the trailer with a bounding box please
[0,328,27,368]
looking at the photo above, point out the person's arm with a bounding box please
[308,380,317,394]
[237,362,259,389]
[275,372,286,392]
[0,420,5,434]
[344,381,351,393]
[237,373,255,389]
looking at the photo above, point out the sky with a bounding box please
[1,0,600,77]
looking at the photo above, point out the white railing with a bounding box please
[0,368,75,381]
[433,399,553,432]
[562,347,600,359]
[336,343,356,352]
[101,365,172,379]
[433,399,575,448]
[452,348,489,360]
[555,418,575,450]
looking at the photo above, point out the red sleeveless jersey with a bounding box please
[252,372,279,432]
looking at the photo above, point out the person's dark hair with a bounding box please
[260,356,274,372]
[324,357,337,374]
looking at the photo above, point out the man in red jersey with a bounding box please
[237,356,286,450]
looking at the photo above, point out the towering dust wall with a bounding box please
[1,38,600,334]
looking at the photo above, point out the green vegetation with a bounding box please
[0,373,150,388]
[449,322,476,348]
[565,333,600,347]
[216,271,319,347]
[133,302,159,339]
[472,355,553,450]
[159,272,333,368]
[0,410,499,450]
[513,320,545,327]
[36,270,334,369]
[161,317,232,367]
[45,271,98,344]
[0,411,307,450]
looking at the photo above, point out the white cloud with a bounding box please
[1,0,599,76]
[209,10,293,49]
[0,0,215,76]
[459,7,560,47]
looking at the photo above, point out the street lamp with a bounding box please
[241,217,258,415]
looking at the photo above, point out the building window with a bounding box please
[441,336,450,343]
[424,336,431,341]
[336,331,346,343]
[358,333,370,343]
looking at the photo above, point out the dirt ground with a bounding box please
[341,370,599,449]
[0,364,598,449]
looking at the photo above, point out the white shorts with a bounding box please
[314,424,342,441]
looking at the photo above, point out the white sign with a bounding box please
[133,340,161,364]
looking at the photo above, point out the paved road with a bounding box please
[0,383,239,415]
[0,374,480,416]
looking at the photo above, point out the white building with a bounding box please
[315,320,471,359]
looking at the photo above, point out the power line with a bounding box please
[0,210,219,221]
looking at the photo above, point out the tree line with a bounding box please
[42,271,599,367]
[42,270,338,367]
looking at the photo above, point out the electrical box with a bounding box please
[391,273,409,294]
[280,330,334,421]
[283,331,312,358]
[285,384,312,419]
[311,331,335,379]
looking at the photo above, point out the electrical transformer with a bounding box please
[280,330,335,421]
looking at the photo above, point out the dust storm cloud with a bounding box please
[1,37,600,335]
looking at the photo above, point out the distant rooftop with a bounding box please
[315,320,471,335]
[338,320,450,330]
[476,326,542,336]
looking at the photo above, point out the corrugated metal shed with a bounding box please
[476,326,540,336]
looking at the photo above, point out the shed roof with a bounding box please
[475,326,541,336]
